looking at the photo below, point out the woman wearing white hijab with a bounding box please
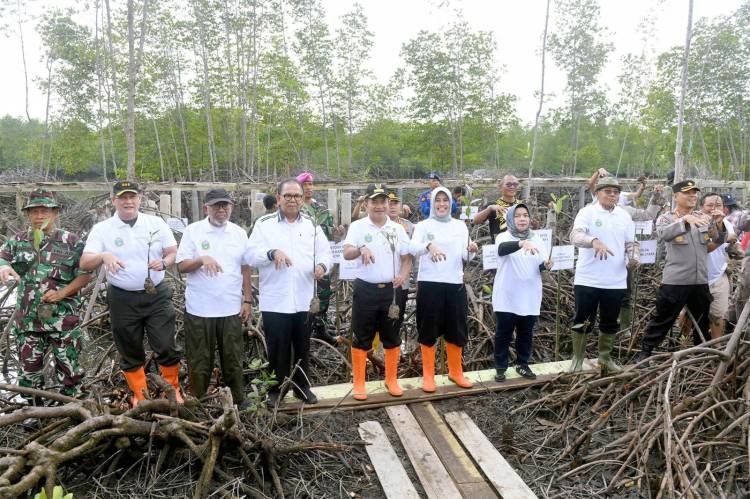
[409,187,478,392]
[492,203,551,381]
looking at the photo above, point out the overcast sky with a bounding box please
[0,0,742,125]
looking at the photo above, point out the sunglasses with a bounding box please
[504,182,519,188]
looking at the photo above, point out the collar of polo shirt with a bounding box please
[277,211,302,223]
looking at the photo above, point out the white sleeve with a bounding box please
[396,224,411,256]
[175,226,196,263]
[408,222,430,256]
[314,226,333,274]
[244,222,272,267]
[343,222,360,248]
[572,207,590,232]
[83,224,105,254]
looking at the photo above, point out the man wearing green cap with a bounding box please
[0,189,92,399]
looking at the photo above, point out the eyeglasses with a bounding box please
[600,189,621,196]
[282,193,303,201]
[209,202,231,210]
[504,182,519,188]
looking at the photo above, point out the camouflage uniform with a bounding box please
[0,211,88,396]
[301,200,335,337]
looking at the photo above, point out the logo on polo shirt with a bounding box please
[364,233,373,243]
[201,240,210,250]
[595,219,602,227]
[427,232,435,241]
[115,237,124,247]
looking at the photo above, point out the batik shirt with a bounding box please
[0,228,87,332]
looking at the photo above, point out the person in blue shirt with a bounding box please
[417,172,458,218]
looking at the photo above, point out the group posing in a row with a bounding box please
[0,169,741,407]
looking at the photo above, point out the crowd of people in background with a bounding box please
[0,167,747,409]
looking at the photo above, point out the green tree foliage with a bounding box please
[1,0,749,182]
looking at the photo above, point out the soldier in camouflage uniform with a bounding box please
[297,172,345,345]
[0,189,92,398]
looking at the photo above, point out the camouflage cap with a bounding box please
[23,189,59,210]
[594,176,621,192]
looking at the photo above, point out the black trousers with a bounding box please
[393,286,409,335]
[416,281,468,347]
[572,285,626,335]
[184,313,244,404]
[352,279,401,350]
[108,282,180,372]
[642,284,712,350]
[262,311,311,394]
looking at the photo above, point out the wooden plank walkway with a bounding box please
[358,420,420,499]
[362,403,536,498]
[279,358,598,413]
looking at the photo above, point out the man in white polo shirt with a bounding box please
[176,188,252,408]
[343,184,412,401]
[245,178,332,406]
[569,177,639,374]
[80,180,182,406]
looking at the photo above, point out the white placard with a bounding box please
[459,206,479,220]
[330,242,343,264]
[535,229,553,256]
[550,245,575,271]
[482,244,498,270]
[639,239,657,264]
[634,220,653,236]
[338,259,359,280]
[167,217,188,233]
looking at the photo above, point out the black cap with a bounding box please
[366,183,388,199]
[721,193,738,207]
[205,188,234,205]
[426,172,442,182]
[113,180,140,197]
[672,180,700,193]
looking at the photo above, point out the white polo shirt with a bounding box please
[573,203,635,289]
[84,212,177,291]
[176,218,248,317]
[245,212,332,314]
[343,216,410,284]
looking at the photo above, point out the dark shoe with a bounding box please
[494,369,506,382]
[515,365,537,380]
[266,391,280,408]
[312,327,338,346]
[294,387,318,405]
[635,350,651,366]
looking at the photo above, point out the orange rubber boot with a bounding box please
[383,347,404,397]
[123,367,149,407]
[351,348,368,401]
[446,342,473,388]
[420,344,436,393]
[159,363,185,404]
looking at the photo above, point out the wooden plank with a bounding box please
[327,188,338,225]
[445,411,538,499]
[170,188,182,218]
[341,192,352,226]
[190,190,200,222]
[410,403,498,498]
[386,405,462,499]
[358,421,420,499]
[279,359,598,413]
[159,194,171,220]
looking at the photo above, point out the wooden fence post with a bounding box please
[341,192,352,226]
[328,188,338,225]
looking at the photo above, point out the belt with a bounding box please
[355,278,392,289]
[109,282,164,294]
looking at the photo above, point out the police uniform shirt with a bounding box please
[176,217,248,317]
[344,216,410,284]
[245,212,332,314]
[84,212,177,291]
[572,203,635,289]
